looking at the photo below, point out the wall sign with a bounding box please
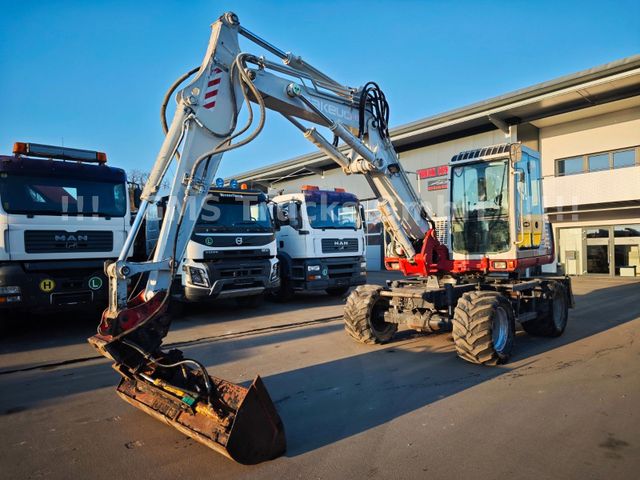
[417,164,449,179]
[427,179,448,191]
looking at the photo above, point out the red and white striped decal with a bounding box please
[203,67,223,109]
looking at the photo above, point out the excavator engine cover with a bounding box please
[116,373,286,464]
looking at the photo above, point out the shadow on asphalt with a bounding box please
[0,291,342,355]
[0,270,401,350]
[261,279,640,457]
[1,279,639,460]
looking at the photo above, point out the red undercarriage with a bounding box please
[384,229,554,277]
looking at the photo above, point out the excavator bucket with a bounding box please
[89,330,285,464]
[116,373,286,464]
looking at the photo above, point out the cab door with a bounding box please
[515,150,543,249]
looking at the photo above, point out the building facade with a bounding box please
[234,56,640,275]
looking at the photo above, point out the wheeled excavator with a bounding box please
[89,11,573,465]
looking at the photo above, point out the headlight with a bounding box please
[188,266,209,287]
[360,262,367,269]
[307,265,321,272]
[0,286,21,295]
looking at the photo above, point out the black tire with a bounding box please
[343,285,397,344]
[167,297,185,318]
[238,294,265,309]
[452,291,515,365]
[522,282,568,337]
[326,286,350,297]
[0,313,15,337]
[269,278,295,303]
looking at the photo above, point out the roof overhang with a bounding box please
[234,55,640,185]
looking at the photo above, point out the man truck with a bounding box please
[0,142,129,318]
[270,185,366,300]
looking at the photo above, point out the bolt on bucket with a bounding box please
[116,373,286,464]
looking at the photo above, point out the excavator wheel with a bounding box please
[452,291,515,365]
[344,285,397,344]
[522,282,568,337]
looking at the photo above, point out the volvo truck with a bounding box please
[179,179,279,306]
[0,142,130,317]
[270,185,366,300]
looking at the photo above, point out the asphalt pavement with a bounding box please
[0,274,638,479]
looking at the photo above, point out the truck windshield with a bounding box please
[306,201,359,230]
[0,172,127,217]
[197,194,272,232]
[450,160,510,254]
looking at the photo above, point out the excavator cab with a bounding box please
[449,143,553,274]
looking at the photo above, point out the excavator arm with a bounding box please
[89,11,438,464]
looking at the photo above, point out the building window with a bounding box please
[613,149,635,169]
[558,224,640,277]
[556,146,638,176]
[588,153,609,172]
[556,156,583,176]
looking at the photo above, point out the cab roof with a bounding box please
[0,155,126,182]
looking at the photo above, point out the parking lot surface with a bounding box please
[1,274,639,479]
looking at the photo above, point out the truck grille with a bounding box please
[203,249,271,260]
[321,238,359,253]
[24,230,113,254]
[219,267,265,278]
[327,262,358,279]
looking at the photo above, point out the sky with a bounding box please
[1,0,638,180]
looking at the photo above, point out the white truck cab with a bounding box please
[179,179,279,305]
[0,142,130,316]
[271,185,366,299]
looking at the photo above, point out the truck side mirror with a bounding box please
[268,202,280,230]
[357,204,365,230]
[274,201,301,229]
[128,182,142,212]
[287,201,302,230]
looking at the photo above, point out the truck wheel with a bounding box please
[326,286,350,297]
[522,282,568,337]
[344,285,397,344]
[452,291,515,365]
[167,297,185,318]
[0,314,14,337]
[269,278,295,303]
[239,294,265,309]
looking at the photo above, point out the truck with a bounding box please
[179,179,279,306]
[270,185,366,300]
[0,142,129,318]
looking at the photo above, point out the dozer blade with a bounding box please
[116,374,286,464]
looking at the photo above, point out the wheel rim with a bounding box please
[492,306,510,353]
[552,291,566,329]
[369,297,390,334]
